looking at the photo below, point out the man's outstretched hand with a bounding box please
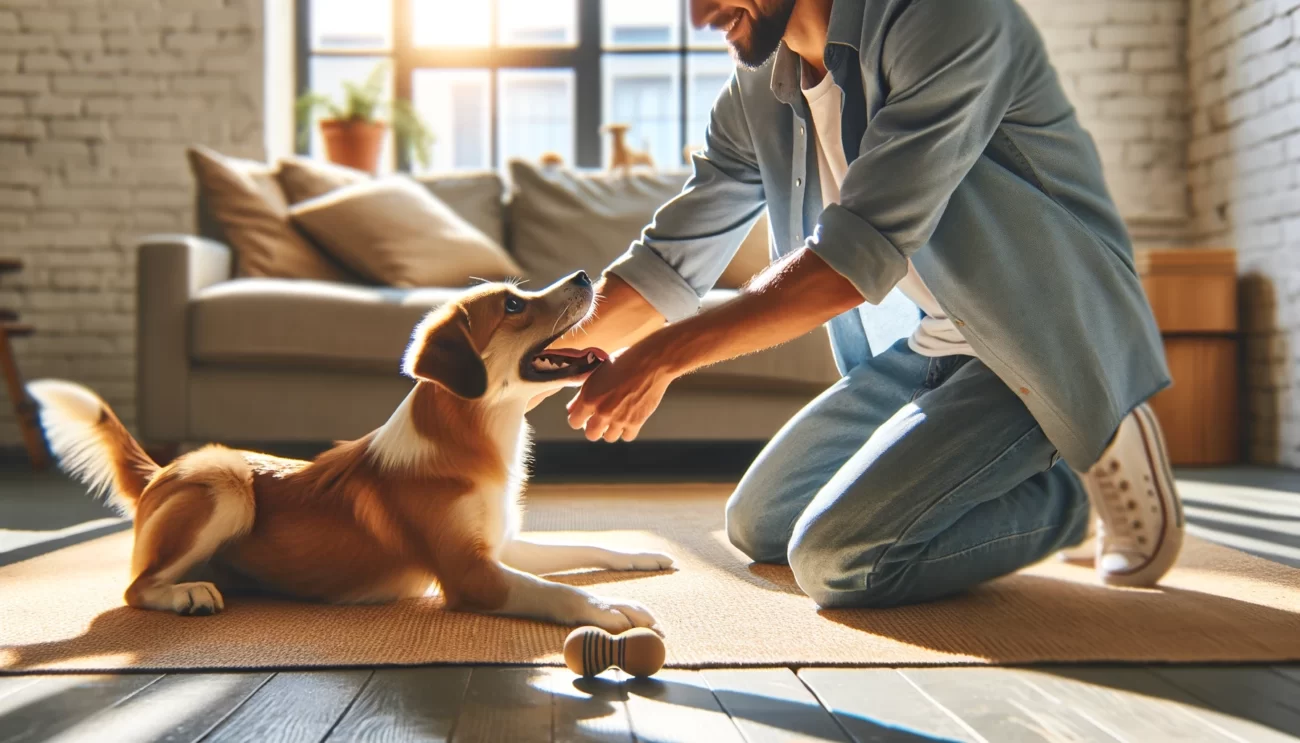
[565,349,673,443]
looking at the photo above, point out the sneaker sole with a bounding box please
[1100,403,1184,587]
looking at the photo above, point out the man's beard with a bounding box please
[730,0,797,69]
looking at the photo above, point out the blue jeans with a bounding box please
[726,340,1092,608]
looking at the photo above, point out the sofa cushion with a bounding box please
[190,280,839,387]
[506,159,769,290]
[417,171,507,249]
[288,175,522,288]
[186,146,356,282]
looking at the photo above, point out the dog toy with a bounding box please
[563,626,665,678]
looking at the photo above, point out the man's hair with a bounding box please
[733,0,797,69]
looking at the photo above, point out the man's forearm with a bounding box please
[556,273,667,354]
[639,248,865,377]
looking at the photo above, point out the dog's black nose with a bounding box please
[571,271,592,287]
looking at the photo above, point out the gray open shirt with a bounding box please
[604,0,1170,471]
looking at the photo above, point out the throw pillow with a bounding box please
[288,175,524,289]
[276,158,508,250]
[275,156,369,205]
[187,146,354,282]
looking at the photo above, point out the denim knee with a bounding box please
[786,517,900,609]
[724,487,790,564]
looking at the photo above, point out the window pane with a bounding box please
[307,56,393,173]
[412,69,491,172]
[685,0,727,48]
[413,0,490,47]
[602,54,681,169]
[499,0,576,46]
[685,53,733,154]
[311,0,392,50]
[603,0,679,48]
[498,69,575,166]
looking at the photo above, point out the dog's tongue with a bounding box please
[545,347,609,362]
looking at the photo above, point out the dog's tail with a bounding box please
[26,379,160,515]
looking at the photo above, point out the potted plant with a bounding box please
[294,61,435,174]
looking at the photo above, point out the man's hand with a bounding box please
[563,248,865,439]
[525,272,666,416]
[565,348,673,443]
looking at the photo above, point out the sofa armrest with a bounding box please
[136,234,233,443]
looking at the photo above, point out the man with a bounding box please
[540,0,1183,608]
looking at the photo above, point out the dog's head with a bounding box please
[401,271,608,401]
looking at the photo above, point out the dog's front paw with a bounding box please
[603,551,675,572]
[580,595,664,636]
[170,582,225,616]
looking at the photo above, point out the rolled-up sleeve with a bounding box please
[808,0,1016,304]
[605,72,767,323]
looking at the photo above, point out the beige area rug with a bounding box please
[3,484,1299,672]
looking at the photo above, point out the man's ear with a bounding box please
[405,307,488,399]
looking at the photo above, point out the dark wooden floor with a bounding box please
[2,466,1299,742]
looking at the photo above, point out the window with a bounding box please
[298,0,732,171]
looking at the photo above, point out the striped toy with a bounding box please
[562,626,666,678]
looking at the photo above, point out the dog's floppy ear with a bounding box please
[405,307,488,399]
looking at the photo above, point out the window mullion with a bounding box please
[575,0,602,169]
[393,0,413,171]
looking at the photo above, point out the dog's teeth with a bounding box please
[586,353,595,364]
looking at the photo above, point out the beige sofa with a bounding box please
[135,165,840,450]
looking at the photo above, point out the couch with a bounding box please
[135,161,841,450]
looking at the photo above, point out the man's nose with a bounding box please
[570,271,591,288]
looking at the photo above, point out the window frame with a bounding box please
[295,0,728,171]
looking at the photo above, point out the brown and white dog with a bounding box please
[27,271,671,633]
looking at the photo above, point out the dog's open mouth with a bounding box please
[521,345,609,382]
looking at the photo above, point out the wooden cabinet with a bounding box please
[1135,248,1239,466]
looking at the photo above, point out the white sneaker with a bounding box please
[1078,403,1184,587]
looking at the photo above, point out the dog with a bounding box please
[601,123,655,174]
[27,271,672,634]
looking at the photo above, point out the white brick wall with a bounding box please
[1020,0,1192,243]
[0,0,263,446]
[1187,0,1300,467]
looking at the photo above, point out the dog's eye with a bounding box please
[504,295,526,315]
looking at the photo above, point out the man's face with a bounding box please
[691,0,797,69]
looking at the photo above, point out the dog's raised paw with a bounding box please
[605,551,675,572]
[170,582,225,616]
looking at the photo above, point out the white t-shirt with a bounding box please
[802,66,975,358]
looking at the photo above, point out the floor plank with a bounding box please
[0,674,161,743]
[1152,666,1300,737]
[538,668,634,743]
[1052,667,1299,743]
[325,667,469,743]
[204,670,372,743]
[452,667,553,743]
[57,672,272,743]
[1019,668,1243,742]
[900,667,1111,742]
[622,669,744,743]
[1274,666,1300,684]
[701,668,849,743]
[798,668,978,742]
[0,677,44,707]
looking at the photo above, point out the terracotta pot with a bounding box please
[319,119,388,174]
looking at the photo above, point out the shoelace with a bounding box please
[1091,459,1150,553]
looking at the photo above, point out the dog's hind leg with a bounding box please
[124,447,254,616]
[500,539,673,575]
